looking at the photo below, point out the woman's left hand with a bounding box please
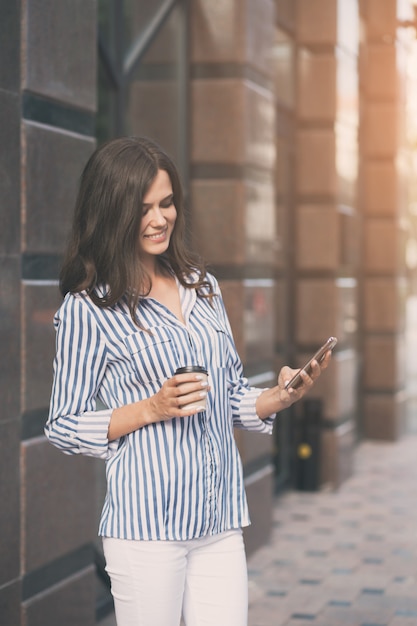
[256,350,332,419]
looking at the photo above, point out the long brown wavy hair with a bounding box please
[60,136,214,322]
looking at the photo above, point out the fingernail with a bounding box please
[199,391,207,398]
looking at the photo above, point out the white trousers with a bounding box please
[102,529,248,626]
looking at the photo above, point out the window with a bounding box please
[97,0,188,178]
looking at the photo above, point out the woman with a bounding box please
[45,136,331,626]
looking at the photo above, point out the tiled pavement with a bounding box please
[247,434,417,626]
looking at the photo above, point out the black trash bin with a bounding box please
[295,398,322,491]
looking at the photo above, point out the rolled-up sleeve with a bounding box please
[230,385,275,433]
[45,294,120,459]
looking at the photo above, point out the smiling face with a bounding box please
[138,168,177,271]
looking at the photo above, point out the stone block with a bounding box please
[22,283,63,413]
[0,257,20,423]
[296,128,337,196]
[296,278,357,345]
[276,0,296,30]
[23,567,95,626]
[363,390,407,441]
[22,438,96,572]
[296,0,337,46]
[297,50,336,121]
[191,79,275,168]
[362,102,397,157]
[23,122,95,254]
[296,204,339,270]
[361,0,397,38]
[0,581,21,626]
[0,90,20,255]
[191,176,277,266]
[364,218,399,273]
[127,80,182,168]
[24,0,96,110]
[361,160,398,216]
[192,79,245,164]
[363,43,397,99]
[364,278,406,333]
[0,421,20,586]
[0,0,20,91]
[191,0,275,75]
[363,334,406,391]
[190,0,245,63]
[296,280,338,344]
[191,179,246,265]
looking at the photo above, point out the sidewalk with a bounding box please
[247,434,417,626]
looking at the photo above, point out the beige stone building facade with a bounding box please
[2,0,417,624]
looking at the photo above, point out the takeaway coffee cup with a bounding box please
[175,365,208,412]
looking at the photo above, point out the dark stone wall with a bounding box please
[0,0,23,623]
[0,2,99,625]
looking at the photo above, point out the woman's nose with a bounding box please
[149,207,166,224]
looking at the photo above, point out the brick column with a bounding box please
[359,0,409,439]
[189,0,277,554]
[293,0,360,486]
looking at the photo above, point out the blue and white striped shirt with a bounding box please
[45,273,275,540]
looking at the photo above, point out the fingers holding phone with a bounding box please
[257,340,336,418]
[284,337,337,391]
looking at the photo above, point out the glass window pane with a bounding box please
[123,0,168,53]
[98,0,116,50]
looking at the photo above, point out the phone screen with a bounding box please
[285,336,337,390]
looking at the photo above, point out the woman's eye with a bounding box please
[160,198,173,209]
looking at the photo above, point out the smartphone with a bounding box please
[285,336,338,390]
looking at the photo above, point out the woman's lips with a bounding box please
[144,228,167,241]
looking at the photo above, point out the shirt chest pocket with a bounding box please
[123,326,179,384]
[194,312,229,370]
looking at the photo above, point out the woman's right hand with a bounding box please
[145,372,209,424]
[108,372,209,441]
